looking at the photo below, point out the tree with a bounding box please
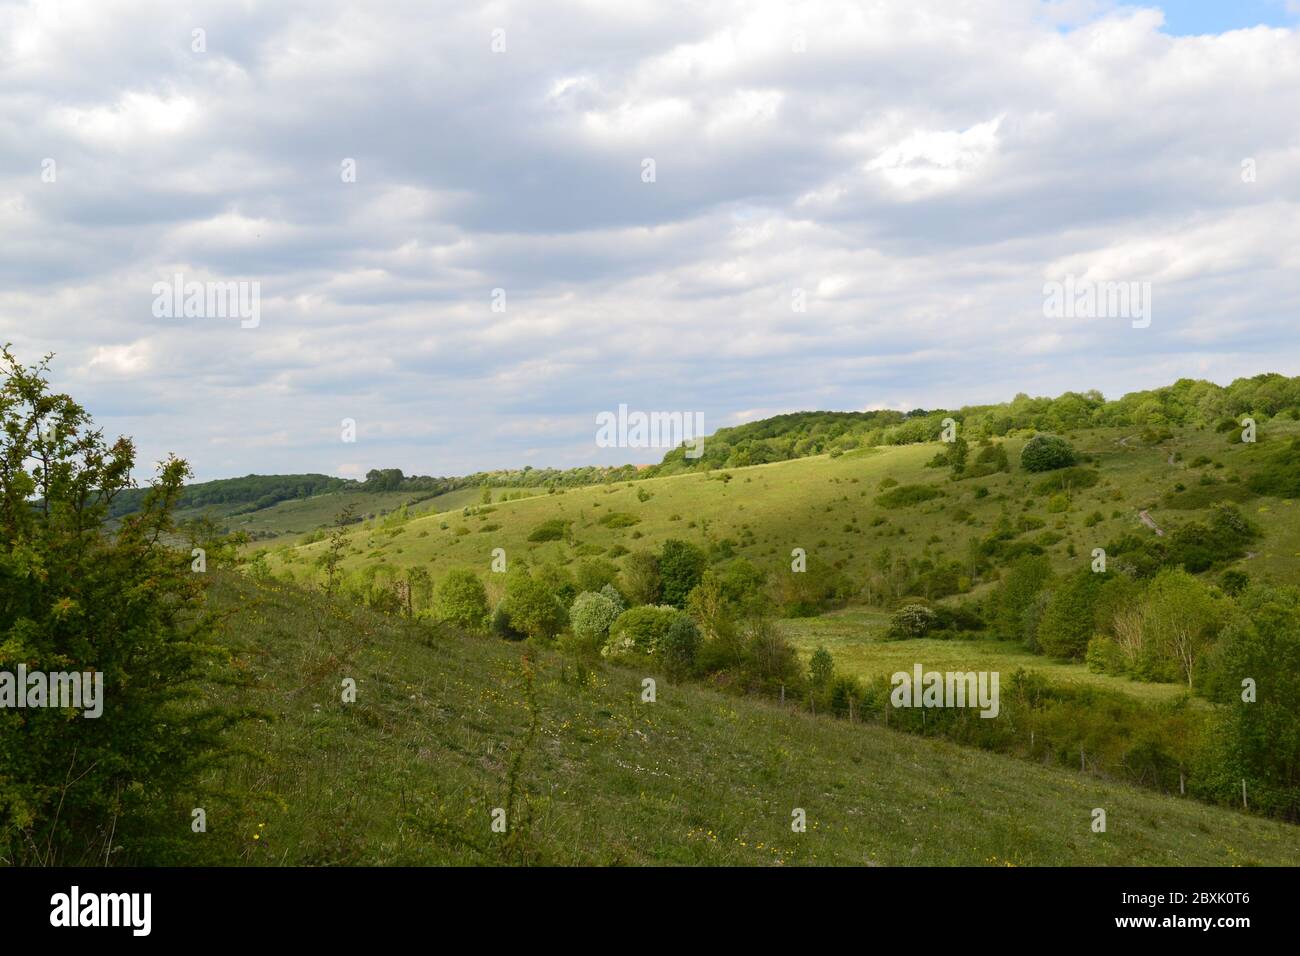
[574,557,619,594]
[604,605,680,658]
[501,569,567,640]
[1143,569,1223,688]
[658,615,701,678]
[433,567,489,631]
[321,503,356,594]
[0,348,229,864]
[809,646,835,689]
[1020,434,1077,472]
[1200,585,1300,818]
[659,538,706,608]
[569,590,621,647]
[1037,569,1106,660]
[686,570,734,643]
[621,550,662,605]
[992,554,1053,645]
[947,435,969,476]
[888,603,937,639]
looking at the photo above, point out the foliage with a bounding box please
[0,348,231,865]
[569,590,622,647]
[433,567,489,631]
[1020,434,1077,472]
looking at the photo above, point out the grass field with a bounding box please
[261,422,1300,593]
[785,609,1192,704]
[180,486,491,543]
[185,572,1300,866]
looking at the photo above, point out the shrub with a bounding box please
[0,349,231,864]
[1020,434,1077,472]
[620,550,662,605]
[888,603,938,639]
[501,570,568,640]
[658,616,701,678]
[1037,569,1107,660]
[875,484,943,508]
[574,558,619,593]
[603,605,681,658]
[1033,466,1100,495]
[598,511,640,529]
[433,567,489,631]
[568,590,622,650]
[490,603,527,641]
[527,518,570,542]
[1085,635,1126,674]
[658,539,707,608]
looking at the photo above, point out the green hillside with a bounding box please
[262,422,1300,593]
[186,572,1300,866]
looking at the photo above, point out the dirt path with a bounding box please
[1138,509,1164,536]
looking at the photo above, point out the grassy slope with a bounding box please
[267,423,1300,585]
[262,423,1300,703]
[186,486,489,544]
[194,572,1300,866]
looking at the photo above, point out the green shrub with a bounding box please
[1020,434,1077,472]
[501,570,567,640]
[658,539,707,608]
[1033,466,1100,495]
[568,590,622,647]
[0,349,232,864]
[604,605,681,658]
[598,511,640,529]
[527,518,570,542]
[875,484,944,508]
[433,567,489,631]
[888,603,938,639]
[658,616,701,678]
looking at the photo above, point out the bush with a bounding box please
[527,518,570,542]
[1033,466,1100,495]
[658,539,707,608]
[490,603,526,641]
[1020,434,1077,472]
[620,550,662,605]
[888,603,938,639]
[574,558,619,593]
[0,349,232,864]
[1037,569,1107,660]
[598,511,640,529]
[433,567,489,631]
[1085,635,1126,674]
[569,590,621,647]
[658,616,701,678]
[501,570,568,640]
[875,484,944,508]
[603,605,681,658]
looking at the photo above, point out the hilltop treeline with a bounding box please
[657,373,1300,472]
[108,473,352,517]
[110,372,1300,518]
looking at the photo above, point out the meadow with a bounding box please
[182,572,1300,866]
[260,421,1300,607]
[783,609,1192,704]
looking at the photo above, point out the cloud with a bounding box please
[0,0,1297,480]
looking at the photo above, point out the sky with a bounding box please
[1,0,1298,482]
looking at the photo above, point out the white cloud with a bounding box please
[0,1,1296,480]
